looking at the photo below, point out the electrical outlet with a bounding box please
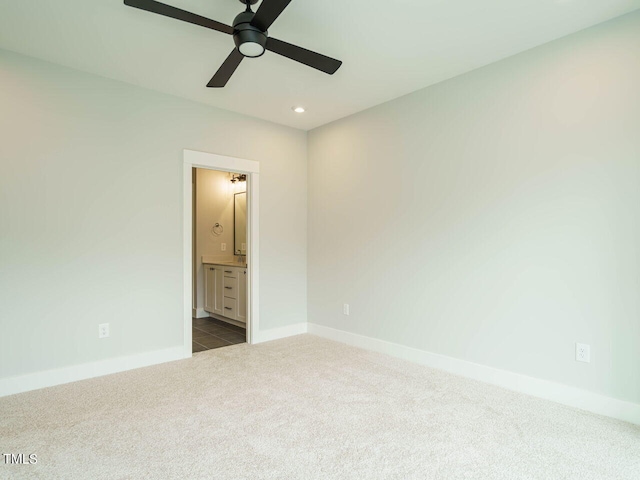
[221,243,227,251]
[99,323,110,339]
[343,304,350,315]
[576,343,590,363]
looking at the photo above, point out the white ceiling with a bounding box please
[1,0,639,130]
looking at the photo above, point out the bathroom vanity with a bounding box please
[203,262,247,324]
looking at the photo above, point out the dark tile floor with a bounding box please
[192,317,246,353]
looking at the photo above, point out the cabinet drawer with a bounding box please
[223,276,238,298]
[223,297,237,318]
[222,268,238,279]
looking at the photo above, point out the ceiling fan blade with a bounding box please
[207,49,244,87]
[250,0,292,32]
[124,0,234,35]
[266,37,342,75]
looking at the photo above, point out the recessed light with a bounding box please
[292,106,306,113]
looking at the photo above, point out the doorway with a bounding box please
[192,168,247,352]
[183,150,260,357]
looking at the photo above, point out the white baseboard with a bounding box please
[0,346,186,398]
[194,308,209,319]
[253,322,308,344]
[308,323,640,426]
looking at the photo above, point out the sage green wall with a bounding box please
[0,49,307,379]
[308,12,640,404]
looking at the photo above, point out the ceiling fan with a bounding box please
[124,0,343,87]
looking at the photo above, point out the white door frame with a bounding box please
[183,149,260,357]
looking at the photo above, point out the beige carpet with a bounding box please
[1,335,638,480]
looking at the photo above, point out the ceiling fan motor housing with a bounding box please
[233,11,267,58]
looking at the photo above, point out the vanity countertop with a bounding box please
[205,261,247,268]
[202,257,247,268]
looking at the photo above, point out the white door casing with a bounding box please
[183,149,260,357]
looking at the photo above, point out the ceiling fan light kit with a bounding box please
[233,9,267,58]
[123,0,343,87]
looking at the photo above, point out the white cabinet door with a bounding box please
[204,265,224,316]
[237,269,247,324]
[204,265,216,313]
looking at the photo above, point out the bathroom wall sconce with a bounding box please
[230,174,246,184]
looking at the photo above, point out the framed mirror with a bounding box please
[234,192,247,255]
